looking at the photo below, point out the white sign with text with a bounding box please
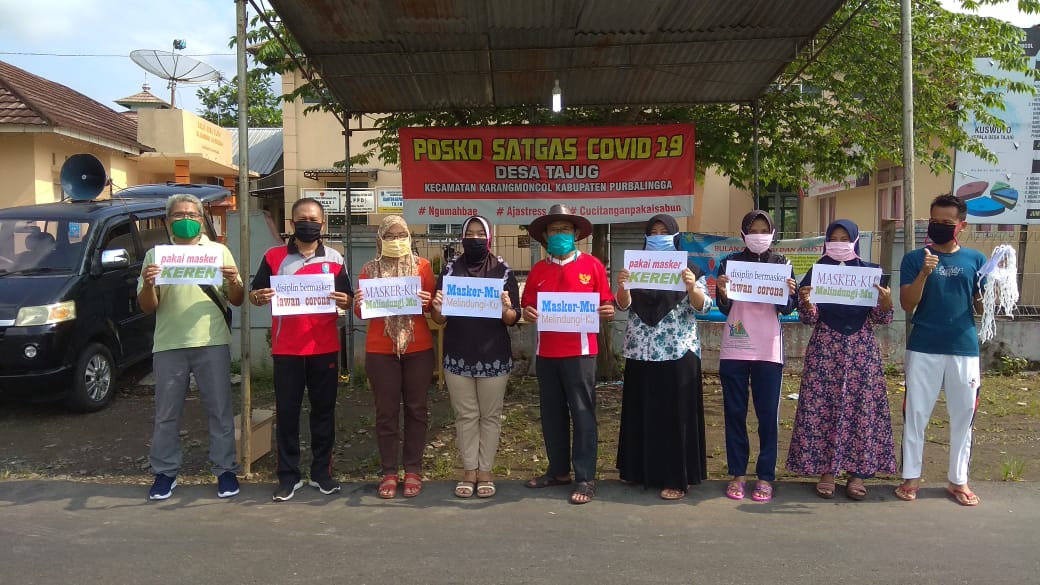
[623,250,687,291]
[724,260,791,304]
[359,276,422,319]
[441,276,503,319]
[153,245,223,286]
[536,292,600,333]
[270,274,337,316]
[809,264,883,307]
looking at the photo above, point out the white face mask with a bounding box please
[743,232,773,254]
[825,240,858,262]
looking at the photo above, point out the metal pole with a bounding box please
[753,100,761,209]
[343,118,355,384]
[235,0,253,475]
[901,0,915,340]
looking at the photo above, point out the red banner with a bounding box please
[398,124,695,224]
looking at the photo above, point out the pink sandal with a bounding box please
[751,481,773,502]
[725,480,746,500]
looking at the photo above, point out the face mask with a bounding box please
[645,234,676,252]
[824,240,858,262]
[171,218,201,239]
[743,232,773,254]
[293,220,322,243]
[927,222,957,245]
[546,233,576,256]
[462,238,489,262]
[381,237,412,258]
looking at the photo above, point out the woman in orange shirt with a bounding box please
[354,216,435,499]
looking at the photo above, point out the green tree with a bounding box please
[196,69,282,128]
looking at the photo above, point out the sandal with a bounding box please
[660,488,686,500]
[751,481,773,502]
[894,481,919,502]
[454,481,475,498]
[476,481,496,498]
[846,479,867,501]
[569,481,595,505]
[403,473,423,498]
[525,474,572,488]
[725,480,746,501]
[946,485,980,507]
[815,481,836,499]
[378,475,398,499]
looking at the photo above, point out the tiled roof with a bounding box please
[115,86,171,108]
[0,60,147,152]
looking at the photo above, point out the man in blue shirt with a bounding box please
[896,194,985,506]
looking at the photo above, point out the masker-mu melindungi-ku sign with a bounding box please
[359,276,423,319]
[623,250,687,292]
[440,276,503,319]
[153,245,223,286]
[808,264,883,307]
[269,274,337,316]
[723,260,792,304]
[536,292,600,333]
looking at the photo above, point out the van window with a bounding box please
[0,219,90,274]
[137,216,170,253]
[100,221,139,265]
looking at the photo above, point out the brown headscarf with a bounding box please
[362,215,419,355]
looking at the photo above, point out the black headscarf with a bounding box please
[799,219,877,334]
[630,214,701,326]
[453,215,500,277]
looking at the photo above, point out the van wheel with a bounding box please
[65,343,116,412]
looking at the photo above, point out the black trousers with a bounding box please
[536,356,598,483]
[273,352,339,484]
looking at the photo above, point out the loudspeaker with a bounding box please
[60,154,107,201]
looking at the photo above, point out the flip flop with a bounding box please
[476,481,496,498]
[454,481,475,498]
[525,474,572,488]
[725,480,745,500]
[815,481,836,499]
[846,480,867,501]
[751,481,773,503]
[894,482,919,502]
[660,488,686,500]
[946,486,980,507]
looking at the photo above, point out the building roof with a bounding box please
[227,127,284,174]
[115,85,171,109]
[0,60,148,153]
[267,0,847,113]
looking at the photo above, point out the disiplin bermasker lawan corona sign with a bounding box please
[398,124,695,224]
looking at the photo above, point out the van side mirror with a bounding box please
[100,249,130,270]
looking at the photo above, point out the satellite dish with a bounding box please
[130,48,221,108]
[60,154,108,201]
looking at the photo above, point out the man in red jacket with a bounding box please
[250,198,353,501]
[521,204,614,504]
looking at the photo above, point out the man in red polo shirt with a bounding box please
[250,198,353,501]
[521,204,614,504]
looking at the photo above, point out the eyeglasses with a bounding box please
[171,212,202,220]
[382,233,410,241]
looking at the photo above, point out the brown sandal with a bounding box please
[378,475,398,499]
[569,481,595,505]
[403,473,423,498]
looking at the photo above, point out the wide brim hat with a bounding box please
[527,204,593,245]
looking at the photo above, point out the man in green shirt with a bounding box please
[138,194,245,500]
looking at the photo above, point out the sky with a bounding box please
[0,1,1037,118]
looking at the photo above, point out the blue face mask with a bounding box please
[546,233,576,256]
[645,234,675,251]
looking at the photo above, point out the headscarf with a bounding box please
[740,209,775,235]
[456,215,500,277]
[629,214,700,327]
[363,215,419,355]
[799,219,877,334]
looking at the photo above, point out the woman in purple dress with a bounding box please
[787,219,896,500]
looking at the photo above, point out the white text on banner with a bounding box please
[809,264,882,307]
[536,292,600,333]
[724,260,791,304]
[623,250,687,291]
[270,274,337,316]
[153,245,223,286]
[441,276,503,318]
[360,276,422,319]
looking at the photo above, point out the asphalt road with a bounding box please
[1,479,1037,585]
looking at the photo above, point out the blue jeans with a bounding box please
[719,359,783,482]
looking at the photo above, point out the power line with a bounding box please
[0,51,234,58]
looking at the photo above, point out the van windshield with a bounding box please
[0,218,92,275]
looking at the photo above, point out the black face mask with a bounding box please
[293,220,322,243]
[927,222,957,245]
[462,238,488,262]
